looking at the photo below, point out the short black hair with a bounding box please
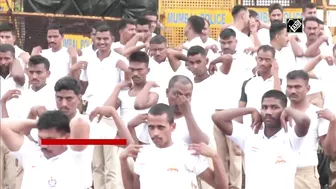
[96,24,112,34]
[262,90,288,108]
[129,51,149,65]
[286,70,309,82]
[28,55,50,70]
[268,3,283,14]
[187,46,206,57]
[303,16,320,27]
[54,76,80,95]
[204,18,210,26]
[303,3,316,12]
[317,19,324,25]
[37,110,70,134]
[142,10,158,18]
[257,45,276,58]
[0,22,16,35]
[220,28,236,40]
[137,17,151,27]
[231,5,247,18]
[187,16,205,35]
[148,103,174,124]
[91,21,107,30]
[269,21,287,41]
[150,35,167,45]
[0,44,15,57]
[168,75,193,89]
[249,10,258,18]
[118,19,136,31]
[47,24,65,35]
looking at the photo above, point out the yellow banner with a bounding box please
[249,8,302,23]
[63,34,92,49]
[0,0,13,11]
[163,9,233,27]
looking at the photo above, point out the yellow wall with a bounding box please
[0,0,13,11]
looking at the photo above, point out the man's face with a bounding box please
[0,31,15,45]
[270,9,283,22]
[56,90,81,118]
[145,15,158,32]
[286,78,309,103]
[129,62,149,85]
[304,21,319,41]
[276,28,289,47]
[166,82,193,114]
[95,31,113,51]
[220,36,237,54]
[0,51,14,67]
[303,8,317,18]
[27,63,50,89]
[147,113,175,148]
[120,24,136,42]
[187,54,208,76]
[47,29,63,50]
[149,43,167,63]
[261,97,284,128]
[39,128,69,159]
[256,50,273,75]
[136,24,151,41]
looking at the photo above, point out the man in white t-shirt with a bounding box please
[228,5,254,52]
[112,19,137,50]
[31,24,78,85]
[0,22,30,66]
[285,70,334,189]
[130,75,209,145]
[182,15,206,54]
[80,21,106,56]
[0,110,90,189]
[142,10,159,38]
[213,89,310,189]
[119,103,228,189]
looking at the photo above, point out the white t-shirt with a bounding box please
[274,46,297,80]
[296,104,330,167]
[229,121,304,189]
[182,37,205,56]
[134,142,208,189]
[41,47,72,85]
[314,64,336,113]
[11,136,88,189]
[79,51,129,114]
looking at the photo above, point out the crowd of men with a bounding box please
[0,2,336,189]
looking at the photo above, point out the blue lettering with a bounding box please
[80,40,90,49]
[258,12,269,23]
[168,12,226,24]
[167,13,190,24]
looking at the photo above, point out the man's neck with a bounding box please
[233,21,245,32]
[194,73,210,83]
[97,49,111,61]
[306,39,316,47]
[264,127,281,138]
[32,83,47,92]
[270,41,283,51]
[132,82,146,91]
[259,72,272,81]
[158,141,174,148]
[51,46,62,53]
[187,33,199,41]
[120,38,127,46]
[290,99,310,111]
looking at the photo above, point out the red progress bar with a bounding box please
[41,139,127,145]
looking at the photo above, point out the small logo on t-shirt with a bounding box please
[275,156,286,164]
[167,168,179,172]
[48,177,57,187]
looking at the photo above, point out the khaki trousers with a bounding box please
[92,118,121,189]
[295,166,320,189]
[198,139,216,189]
[330,157,336,189]
[0,142,16,189]
[213,125,243,189]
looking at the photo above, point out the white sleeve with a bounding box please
[79,69,88,81]
[11,136,39,168]
[324,25,334,45]
[185,153,209,176]
[288,125,305,152]
[317,117,330,137]
[227,121,251,151]
[137,123,151,144]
